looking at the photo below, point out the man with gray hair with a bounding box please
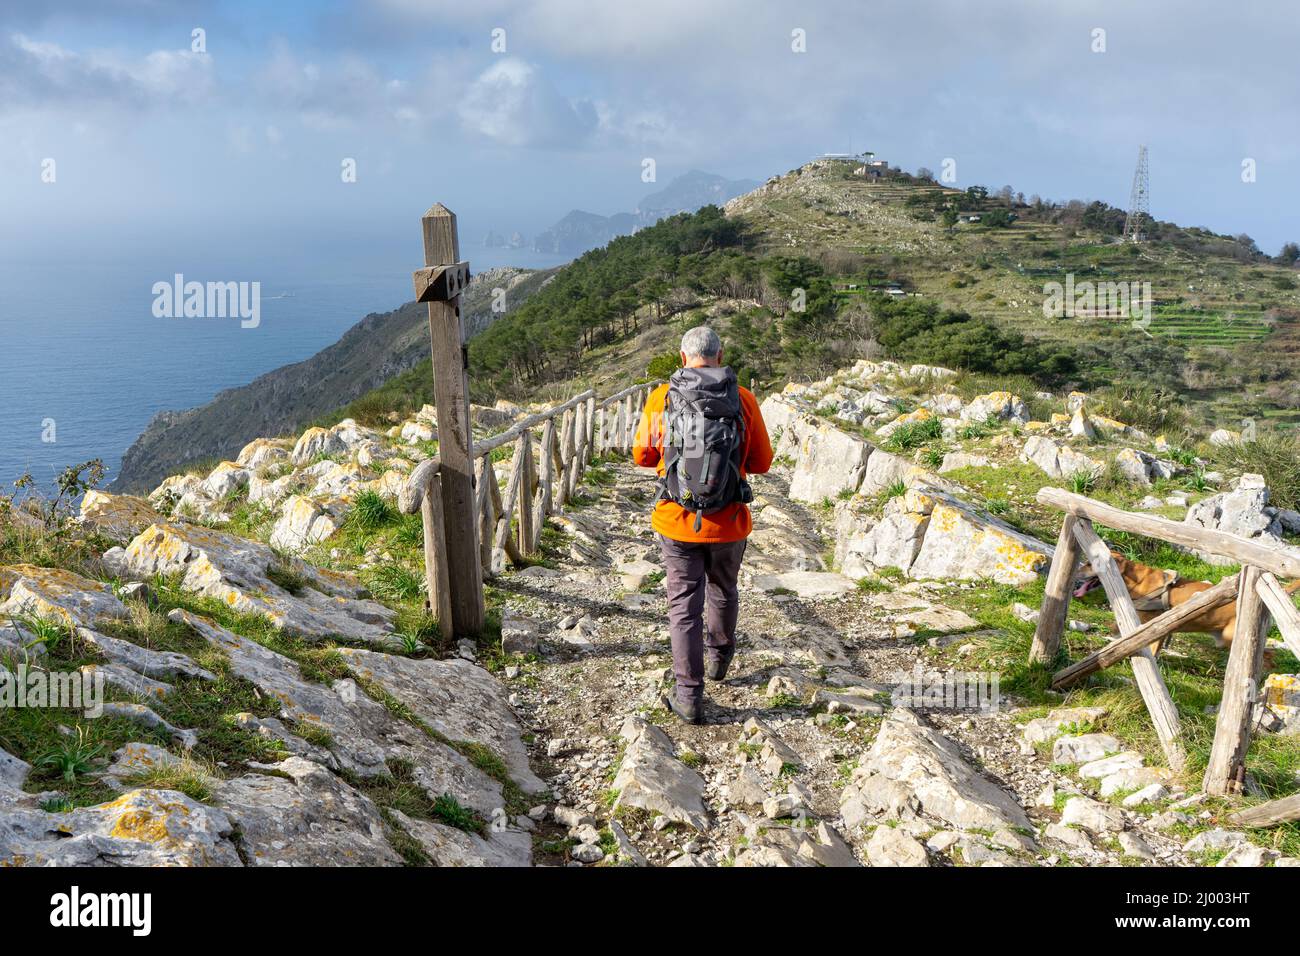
[633,327,773,724]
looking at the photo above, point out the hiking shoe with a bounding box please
[705,647,735,682]
[660,692,703,725]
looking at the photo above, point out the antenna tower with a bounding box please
[1123,145,1150,242]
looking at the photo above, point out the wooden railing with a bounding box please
[1029,487,1300,797]
[398,381,658,634]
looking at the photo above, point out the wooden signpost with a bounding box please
[397,217,661,640]
[415,204,483,637]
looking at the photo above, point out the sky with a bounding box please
[1,0,1297,267]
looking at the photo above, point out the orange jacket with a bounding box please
[632,378,773,543]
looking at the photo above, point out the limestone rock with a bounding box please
[169,610,503,815]
[905,488,1052,586]
[1186,485,1284,563]
[500,610,541,657]
[1119,830,1157,861]
[837,495,929,578]
[1216,843,1277,867]
[81,663,173,700]
[101,703,198,750]
[1021,706,1107,745]
[0,789,240,866]
[866,825,930,866]
[859,448,915,496]
[0,565,128,629]
[1052,733,1120,765]
[787,421,871,503]
[78,491,162,544]
[938,451,989,474]
[290,418,376,466]
[724,766,769,807]
[1060,795,1125,833]
[1114,448,1176,487]
[0,746,31,791]
[1069,409,1095,439]
[336,647,544,794]
[248,473,298,508]
[203,461,251,499]
[750,570,855,600]
[269,495,347,553]
[612,716,710,831]
[1020,435,1103,481]
[101,742,182,790]
[1183,829,1247,855]
[961,391,1028,424]
[1098,766,1173,798]
[1077,751,1144,780]
[840,710,1032,834]
[213,757,402,866]
[122,523,396,645]
[759,395,807,460]
[236,438,290,471]
[77,627,216,681]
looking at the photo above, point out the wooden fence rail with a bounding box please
[1029,487,1300,796]
[398,381,658,627]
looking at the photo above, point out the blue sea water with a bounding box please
[0,244,564,493]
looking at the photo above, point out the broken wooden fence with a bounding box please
[1029,487,1300,795]
[397,381,658,636]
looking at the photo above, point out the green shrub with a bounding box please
[350,490,397,532]
[883,417,943,451]
[1215,431,1300,510]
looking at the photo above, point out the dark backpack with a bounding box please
[657,366,752,531]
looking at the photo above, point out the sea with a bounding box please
[0,244,565,495]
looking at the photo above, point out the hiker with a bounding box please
[632,326,773,724]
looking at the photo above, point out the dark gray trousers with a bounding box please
[657,534,748,703]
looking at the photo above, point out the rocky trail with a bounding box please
[493,457,1244,867]
[4,358,1297,868]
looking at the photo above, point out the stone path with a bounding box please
[494,457,1263,867]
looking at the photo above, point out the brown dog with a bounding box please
[1073,552,1300,653]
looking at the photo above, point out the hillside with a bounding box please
[465,158,1300,441]
[6,344,1300,867]
[111,266,556,493]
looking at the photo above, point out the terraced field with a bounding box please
[1148,304,1273,344]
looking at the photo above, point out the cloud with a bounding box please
[458,58,598,148]
[0,32,213,112]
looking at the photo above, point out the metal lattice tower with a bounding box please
[1123,145,1150,242]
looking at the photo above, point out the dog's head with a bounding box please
[1073,551,1137,598]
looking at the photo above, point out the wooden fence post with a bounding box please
[1029,514,1080,665]
[1205,564,1269,795]
[535,417,555,545]
[416,204,483,636]
[516,430,535,556]
[488,458,523,571]
[1072,519,1187,771]
[566,402,584,498]
[1229,793,1300,827]
[1254,572,1300,658]
[419,470,454,632]
[476,458,496,574]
